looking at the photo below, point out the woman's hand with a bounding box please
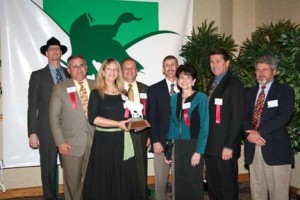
[118,119,131,131]
[191,152,201,167]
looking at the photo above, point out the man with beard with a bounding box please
[243,55,294,200]
[148,55,179,200]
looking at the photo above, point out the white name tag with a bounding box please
[214,98,223,105]
[140,93,147,99]
[267,100,278,108]
[67,86,76,93]
[121,94,128,101]
[182,102,191,109]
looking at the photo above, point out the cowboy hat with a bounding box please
[40,37,67,55]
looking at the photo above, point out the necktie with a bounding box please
[128,84,134,101]
[55,68,63,84]
[252,86,266,129]
[79,81,88,116]
[170,83,175,96]
[208,79,217,100]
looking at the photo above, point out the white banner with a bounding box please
[0,0,193,168]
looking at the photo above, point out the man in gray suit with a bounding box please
[49,55,95,200]
[27,37,70,200]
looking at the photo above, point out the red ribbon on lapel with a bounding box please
[69,92,77,109]
[183,109,191,126]
[141,98,147,115]
[216,105,221,124]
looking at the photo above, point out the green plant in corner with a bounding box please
[180,20,238,91]
[237,19,300,153]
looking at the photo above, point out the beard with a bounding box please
[257,76,273,85]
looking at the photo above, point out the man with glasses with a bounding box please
[27,37,70,200]
[243,55,295,200]
[49,55,95,200]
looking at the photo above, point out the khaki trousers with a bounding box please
[153,152,173,200]
[249,145,291,200]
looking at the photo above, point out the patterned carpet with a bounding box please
[3,182,298,200]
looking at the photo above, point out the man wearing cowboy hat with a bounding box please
[27,37,70,200]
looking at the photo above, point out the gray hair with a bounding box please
[255,56,278,70]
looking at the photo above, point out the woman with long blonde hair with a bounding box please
[83,58,141,200]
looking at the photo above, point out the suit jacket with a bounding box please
[243,81,295,165]
[147,79,171,148]
[129,81,149,150]
[167,92,209,154]
[49,79,95,157]
[27,65,70,142]
[205,72,245,157]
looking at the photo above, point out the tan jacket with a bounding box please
[49,78,95,156]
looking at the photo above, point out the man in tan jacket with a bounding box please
[49,55,94,200]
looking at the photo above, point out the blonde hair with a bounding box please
[95,58,126,97]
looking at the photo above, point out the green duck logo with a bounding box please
[69,12,143,76]
[40,0,178,78]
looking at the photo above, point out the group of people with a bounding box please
[27,37,295,200]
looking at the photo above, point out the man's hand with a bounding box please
[153,142,164,154]
[246,130,266,146]
[191,153,201,167]
[29,133,40,149]
[58,143,73,156]
[222,148,233,160]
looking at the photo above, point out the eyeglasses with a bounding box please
[69,63,86,69]
[255,68,273,73]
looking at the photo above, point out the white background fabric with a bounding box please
[0,0,193,168]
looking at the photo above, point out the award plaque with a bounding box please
[126,118,151,130]
[124,100,151,130]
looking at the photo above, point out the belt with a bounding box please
[95,127,122,132]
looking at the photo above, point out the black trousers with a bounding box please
[205,155,239,200]
[39,141,60,200]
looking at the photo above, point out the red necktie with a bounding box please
[252,86,266,129]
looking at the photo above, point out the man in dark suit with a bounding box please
[205,48,245,200]
[27,37,70,200]
[121,57,150,200]
[49,55,95,200]
[243,55,294,200]
[147,55,179,200]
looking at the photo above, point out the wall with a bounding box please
[1,0,300,191]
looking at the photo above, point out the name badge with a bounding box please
[121,94,128,101]
[67,86,76,93]
[140,93,147,99]
[214,98,223,105]
[267,100,278,108]
[182,102,191,109]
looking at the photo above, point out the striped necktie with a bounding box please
[208,79,217,100]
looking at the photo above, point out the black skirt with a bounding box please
[174,139,204,200]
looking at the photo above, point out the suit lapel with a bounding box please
[209,73,230,104]
[66,79,86,116]
[44,65,55,86]
[261,81,278,120]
